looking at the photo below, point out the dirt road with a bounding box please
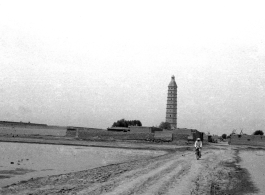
[1,144,244,195]
[78,148,232,195]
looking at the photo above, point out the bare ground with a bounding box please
[1,143,255,195]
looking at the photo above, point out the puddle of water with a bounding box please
[0,142,165,187]
[239,150,265,195]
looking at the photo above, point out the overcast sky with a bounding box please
[1,0,265,135]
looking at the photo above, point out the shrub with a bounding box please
[253,130,264,135]
[159,122,171,130]
[221,134,227,139]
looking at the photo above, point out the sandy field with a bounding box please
[0,137,264,195]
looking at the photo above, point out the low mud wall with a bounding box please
[175,129,193,135]
[0,126,67,137]
[66,129,76,137]
[172,132,203,142]
[154,131,172,141]
[172,133,189,141]
[66,128,105,137]
[129,126,163,133]
[66,128,203,142]
[77,129,154,141]
[172,129,204,142]
[230,134,265,146]
[0,121,47,127]
[129,126,151,133]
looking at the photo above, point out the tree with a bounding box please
[221,134,227,139]
[136,120,142,126]
[159,122,171,130]
[253,130,264,135]
[112,119,142,127]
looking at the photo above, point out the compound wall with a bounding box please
[0,126,67,137]
[174,128,193,135]
[129,126,152,133]
[129,126,163,133]
[230,134,265,146]
[66,127,203,143]
[172,129,203,142]
[76,129,154,141]
[154,130,173,141]
[172,133,189,141]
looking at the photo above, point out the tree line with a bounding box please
[112,119,142,127]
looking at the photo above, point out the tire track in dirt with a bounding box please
[190,151,219,195]
[153,162,192,195]
[123,160,186,195]
[99,157,185,195]
[88,151,216,195]
[76,153,186,195]
[87,152,194,195]
[190,149,229,195]
[169,148,231,195]
[166,150,215,195]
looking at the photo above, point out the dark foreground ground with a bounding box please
[0,136,262,195]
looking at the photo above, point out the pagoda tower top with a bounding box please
[168,75,177,87]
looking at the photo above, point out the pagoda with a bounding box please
[166,75,177,129]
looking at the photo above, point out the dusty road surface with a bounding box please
[0,144,257,195]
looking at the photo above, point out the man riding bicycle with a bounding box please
[194,138,202,159]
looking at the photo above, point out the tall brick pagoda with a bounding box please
[166,75,177,129]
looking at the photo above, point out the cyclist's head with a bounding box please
[197,138,201,141]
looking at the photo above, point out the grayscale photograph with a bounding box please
[0,0,265,194]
